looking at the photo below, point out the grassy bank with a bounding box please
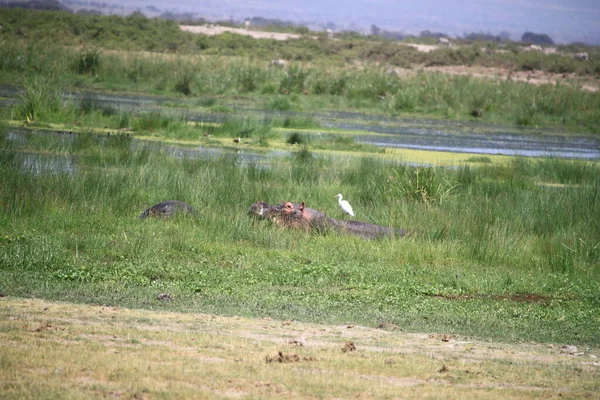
[2,50,600,132]
[1,129,599,345]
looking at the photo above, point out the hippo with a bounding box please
[139,200,199,220]
[248,201,312,230]
[248,201,407,239]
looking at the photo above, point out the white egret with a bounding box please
[335,194,354,217]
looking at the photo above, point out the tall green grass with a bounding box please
[1,133,599,344]
[73,47,102,75]
[12,75,63,122]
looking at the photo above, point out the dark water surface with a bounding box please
[5,129,281,174]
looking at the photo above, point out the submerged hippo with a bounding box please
[248,201,407,239]
[139,200,199,220]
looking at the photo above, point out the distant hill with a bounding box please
[0,0,72,12]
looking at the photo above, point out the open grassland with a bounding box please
[1,127,599,347]
[1,297,599,399]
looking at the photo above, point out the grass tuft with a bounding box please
[73,47,101,75]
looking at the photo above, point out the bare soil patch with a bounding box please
[180,25,309,41]
[1,297,598,399]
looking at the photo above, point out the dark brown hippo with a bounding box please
[139,200,199,220]
[248,201,407,239]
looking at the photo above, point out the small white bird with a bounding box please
[335,193,355,217]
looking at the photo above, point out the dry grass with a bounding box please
[1,297,598,399]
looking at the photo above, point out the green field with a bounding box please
[1,7,600,348]
[1,8,600,399]
[1,8,600,132]
[1,124,599,346]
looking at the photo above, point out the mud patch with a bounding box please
[428,293,552,305]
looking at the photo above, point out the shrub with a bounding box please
[547,59,576,74]
[519,54,543,71]
[286,132,305,145]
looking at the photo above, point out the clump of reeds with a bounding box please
[13,75,63,122]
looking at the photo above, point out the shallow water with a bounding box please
[2,86,599,160]
[20,152,75,175]
[353,131,600,159]
[142,141,286,167]
[6,129,282,173]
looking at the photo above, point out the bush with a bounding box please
[425,46,481,67]
[286,132,305,145]
[520,58,542,71]
[547,59,576,74]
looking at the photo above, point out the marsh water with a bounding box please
[2,85,599,161]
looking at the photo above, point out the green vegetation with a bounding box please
[2,47,599,131]
[2,8,599,73]
[1,8,599,350]
[1,9,599,131]
[1,132,599,345]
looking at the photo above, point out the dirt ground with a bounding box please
[1,297,599,399]
[180,24,309,41]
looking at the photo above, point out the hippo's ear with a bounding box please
[300,202,305,212]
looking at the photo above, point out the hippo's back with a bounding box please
[139,200,198,220]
